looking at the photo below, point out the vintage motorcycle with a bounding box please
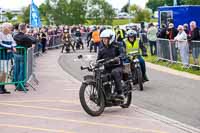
[74,37,84,50]
[127,51,144,91]
[79,57,132,116]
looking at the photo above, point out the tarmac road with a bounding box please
[59,49,200,129]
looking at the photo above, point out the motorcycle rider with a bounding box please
[116,26,126,43]
[91,26,101,53]
[124,30,149,81]
[75,28,84,49]
[97,29,124,99]
[61,29,75,53]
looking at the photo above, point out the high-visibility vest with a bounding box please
[115,29,118,35]
[119,30,124,39]
[92,31,100,43]
[125,38,139,54]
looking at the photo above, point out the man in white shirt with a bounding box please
[0,22,16,94]
[147,23,157,56]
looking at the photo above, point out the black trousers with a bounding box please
[107,67,123,93]
[41,41,47,53]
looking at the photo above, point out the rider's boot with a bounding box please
[143,73,149,82]
[113,90,125,101]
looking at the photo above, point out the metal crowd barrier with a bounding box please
[0,46,28,92]
[27,48,33,80]
[156,38,200,67]
[47,34,63,49]
[27,47,38,90]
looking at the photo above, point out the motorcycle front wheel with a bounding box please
[79,83,105,116]
[136,67,143,91]
[120,83,132,108]
[132,66,144,91]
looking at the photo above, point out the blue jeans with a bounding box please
[149,41,157,55]
[138,55,146,77]
[13,54,25,85]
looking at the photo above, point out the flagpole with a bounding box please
[29,0,32,27]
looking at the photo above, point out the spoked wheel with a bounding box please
[136,67,143,91]
[79,83,105,116]
[120,83,132,108]
[132,66,144,91]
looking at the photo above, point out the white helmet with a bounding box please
[100,29,115,44]
[92,26,97,31]
[127,30,137,38]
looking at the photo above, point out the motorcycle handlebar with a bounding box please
[80,66,89,70]
[81,66,93,72]
[104,57,120,64]
[127,52,140,57]
[81,56,121,71]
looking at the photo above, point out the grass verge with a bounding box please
[144,55,200,76]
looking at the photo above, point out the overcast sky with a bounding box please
[0,0,148,10]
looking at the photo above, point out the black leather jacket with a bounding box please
[97,42,122,71]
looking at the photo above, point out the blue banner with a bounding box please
[30,0,42,28]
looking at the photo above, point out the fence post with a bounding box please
[169,40,173,63]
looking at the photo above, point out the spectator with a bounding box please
[158,24,167,39]
[13,23,36,91]
[0,22,17,94]
[167,23,178,61]
[157,24,170,60]
[40,28,47,53]
[147,23,157,56]
[166,23,178,40]
[183,23,189,35]
[189,21,200,67]
[86,30,93,48]
[174,25,189,67]
[139,27,148,56]
[12,23,19,37]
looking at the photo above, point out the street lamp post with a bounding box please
[174,0,177,6]
[0,8,2,22]
[128,0,131,24]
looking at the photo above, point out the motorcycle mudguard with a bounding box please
[82,75,96,85]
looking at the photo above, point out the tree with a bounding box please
[87,0,115,25]
[146,0,200,12]
[146,0,173,12]
[21,6,30,24]
[101,1,116,24]
[121,3,129,13]
[49,0,87,25]
[130,4,151,23]
[183,0,200,5]
[39,1,52,25]
[4,12,15,21]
